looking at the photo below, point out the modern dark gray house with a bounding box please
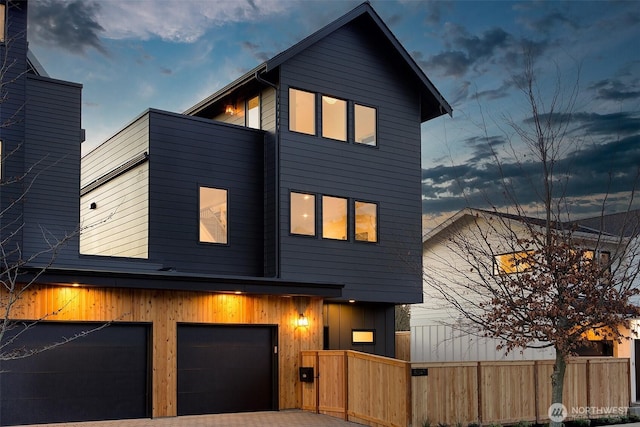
[0,1,450,425]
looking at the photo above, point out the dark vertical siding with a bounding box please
[23,76,82,266]
[147,110,265,275]
[0,2,28,263]
[323,302,395,357]
[277,18,423,303]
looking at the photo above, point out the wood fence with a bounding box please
[395,331,411,361]
[301,350,630,427]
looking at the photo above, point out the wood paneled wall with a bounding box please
[7,284,323,417]
[301,350,411,427]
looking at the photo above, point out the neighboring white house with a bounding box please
[412,208,640,366]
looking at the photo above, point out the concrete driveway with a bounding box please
[22,410,363,427]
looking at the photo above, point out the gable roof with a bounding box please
[185,2,451,122]
[423,207,626,245]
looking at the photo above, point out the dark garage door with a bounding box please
[0,322,150,426]
[177,324,277,415]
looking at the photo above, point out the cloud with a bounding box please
[422,129,640,217]
[29,0,108,56]
[526,12,578,34]
[589,78,640,102]
[241,41,271,62]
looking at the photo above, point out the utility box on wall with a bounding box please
[299,367,314,382]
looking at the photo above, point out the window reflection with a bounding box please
[322,96,347,141]
[355,201,377,242]
[290,192,315,236]
[289,89,315,135]
[322,196,347,240]
[199,187,228,244]
[355,104,376,146]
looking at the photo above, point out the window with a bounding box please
[322,96,346,141]
[247,96,260,129]
[290,192,315,236]
[493,251,535,275]
[199,187,228,244]
[355,104,376,146]
[355,201,377,242]
[0,4,5,43]
[322,196,347,240]
[289,88,315,135]
[352,329,375,344]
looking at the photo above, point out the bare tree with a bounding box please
[423,53,640,426]
[0,3,112,364]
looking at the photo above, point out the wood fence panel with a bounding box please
[588,358,630,413]
[300,351,318,412]
[479,361,537,424]
[347,351,410,427]
[536,360,588,422]
[411,362,479,426]
[318,351,347,419]
[395,331,410,361]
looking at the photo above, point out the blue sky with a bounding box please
[26,0,640,228]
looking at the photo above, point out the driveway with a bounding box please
[22,410,363,427]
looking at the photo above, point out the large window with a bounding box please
[290,192,315,236]
[247,96,260,129]
[199,187,228,244]
[322,96,347,141]
[354,104,376,146]
[289,88,315,135]
[322,196,347,240]
[354,201,377,242]
[493,251,535,275]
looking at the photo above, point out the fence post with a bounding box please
[534,360,540,424]
[477,362,483,425]
[344,351,349,421]
[315,351,320,414]
[586,358,591,409]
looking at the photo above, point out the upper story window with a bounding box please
[0,4,5,43]
[247,96,260,129]
[354,201,377,242]
[322,195,347,240]
[355,104,376,146]
[322,96,347,141]
[493,249,612,275]
[199,187,228,244]
[289,88,315,135]
[290,191,315,236]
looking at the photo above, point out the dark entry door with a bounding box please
[177,324,277,415]
[0,322,150,426]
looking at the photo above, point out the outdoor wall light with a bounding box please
[90,202,97,209]
[297,313,309,328]
[225,104,236,115]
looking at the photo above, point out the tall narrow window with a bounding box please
[322,196,347,240]
[290,192,315,236]
[199,187,228,244]
[322,96,346,141]
[355,201,377,242]
[355,104,376,146]
[289,88,315,135]
[0,4,5,43]
[247,96,260,129]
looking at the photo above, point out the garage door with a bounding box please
[0,322,150,426]
[177,324,277,415]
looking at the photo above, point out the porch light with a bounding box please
[225,104,236,115]
[297,313,309,327]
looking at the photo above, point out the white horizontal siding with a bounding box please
[80,164,149,258]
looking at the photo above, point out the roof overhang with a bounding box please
[23,267,344,298]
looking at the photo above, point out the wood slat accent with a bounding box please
[6,285,323,417]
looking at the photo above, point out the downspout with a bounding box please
[255,69,280,278]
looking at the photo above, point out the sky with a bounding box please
[26,0,640,231]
